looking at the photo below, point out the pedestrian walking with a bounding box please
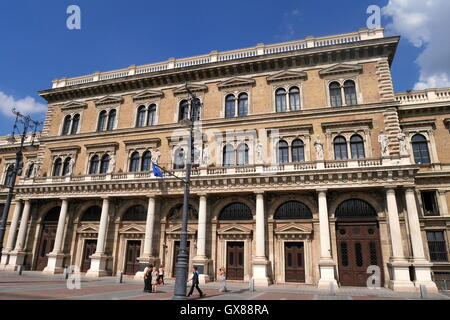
[187,266,204,297]
[158,265,165,285]
[151,267,159,293]
[143,264,153,293]
[218,267,227,292]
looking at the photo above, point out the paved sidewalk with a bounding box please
[0,271,448,300]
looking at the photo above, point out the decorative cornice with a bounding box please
[173,84,208,95]
[94,95,123,106]
[85,142,120,150]
[319,63,363,78]
[48,145,82,152]
[61,101,88,111]
[267,70,307,83]
[217,77,256,90]
[321,119,373,130]
[132,90,164,102]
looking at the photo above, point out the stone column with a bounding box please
[0,200,23,268]
[43,199,69,274]
[317,189,338,289]
[86,197,110,277]
[405,188,438,292]
[135,195,160,279]
[7,200,31,270]
[192,193,210,283]
[252,191,270,286]
[385,188,414,291]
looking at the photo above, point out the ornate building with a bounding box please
[1,27,450,292]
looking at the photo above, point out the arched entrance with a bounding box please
[79,206,101,272]
[36,207,60,271]
[122,205,146,275]
[335,199,384,287]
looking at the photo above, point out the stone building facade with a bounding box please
[1,27,450,291]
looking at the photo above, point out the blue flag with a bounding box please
[152,162,163,177]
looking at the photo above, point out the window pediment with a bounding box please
[218,77,256,90]
[94,95,123,107]
[321,119,372,133]
[119,224,145,234]
[400,120,436,132]
[61,101,88,111]
[132,90,164,102]
[124,139,161,150]
[267,70,307,83]
[173,84,208,95]
[267,125,313,137]
[166,225,196,235]
[319,63,363,78]
[77,225,99,233]
[217,224,252,235]
[49,146,81,153]
[274,223,313,235]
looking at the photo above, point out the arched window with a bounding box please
[412,134,431,164]
[147,105,157,126]
[277,140,289,164]
[107,109,116,131]
[225,94,235,118]
[129,152,140,172]
[219,203,252,220]
[289,87,300,111]
[192,98,201,121]
[274,201,313,219]
[179,100,189,122]
[237,143,249,166]
[168,204,198,220]
[344,80,357,106]
[136,106,146,127]
[238,93,248,117]
[53,158,62,176]
[62,157,71,176]
[291,139,305,162]
[97,111,107,132]
[44,207,61,222]
[276,88,287,112]
[223,144,235,167]
[81,206,102,221]
[62,115,71,135]
[89,155,99,174]
[100,154,110,174]
[335,199,377,219]
[350,135,365,159]
[70,114,80,135]
[330,82,342,107]
[122,205,147,221]
[334,136,348,160]
[173,148,185,170]
[141,151,152,171]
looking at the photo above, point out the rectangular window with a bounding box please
[426,231,448,262]
[421,191,440,216]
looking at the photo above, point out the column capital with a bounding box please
[385,187,397,194]
[146,194,157,199]
[197,192,208,197]
[60,197,69,201]
[101,196,110,200]
[404,187,416,194]
[12,199,23,204]
[438,189,447,195]
[316,188,328,195]
[254,190,265,195]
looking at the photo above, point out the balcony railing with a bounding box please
[51,28,384,89]
[20,157,395,185]
[395,88,450,105]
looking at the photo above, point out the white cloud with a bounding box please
[0,91,46,117]
[382,0,450,89]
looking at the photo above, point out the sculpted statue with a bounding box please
[68,157,76,175]
[314,136,324,161]
[255,140,263,164]
[32,162,40,177]
[378,131,390,157]
[202,145,210,166]
[151,149,161,164]
[397,130,409,156]
[108,154,116,173]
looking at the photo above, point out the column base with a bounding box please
[5,250,27,271]
[388,260,415,292]
[134,256,160,279]
[85,253,110,278]
[317,259,338,289]
[413,260,439,293]
[252,259,271,287]
[42,252,66,274]
[0,250,11,270]
[192,256,211,284]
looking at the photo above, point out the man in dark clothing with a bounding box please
[187,266,204,297]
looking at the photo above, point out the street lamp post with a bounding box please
[0,109,41,259]
[172,85,201,300]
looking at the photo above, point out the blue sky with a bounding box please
[0,0,429,135]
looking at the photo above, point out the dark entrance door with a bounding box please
[81,240,97,272]
[336,222,384,287]
[172,241,190,276]
[36,224,57,271]
[226,242,244,280]
[284,242,305,282]
[125,241,141,275]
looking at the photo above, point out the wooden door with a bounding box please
[284,242,305,282]
[336,222,384,287]
[172,241,190,276]
[81,240,97,272]
[226,242,245,280]
[35,224,57,271]
[124,241,141,275]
